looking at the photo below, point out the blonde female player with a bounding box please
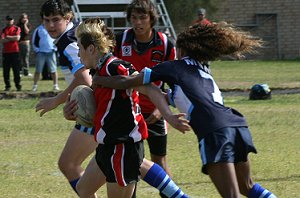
[63,18,190,198]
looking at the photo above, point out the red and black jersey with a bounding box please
[1,25,21,53]
[94,53,148,144]
[114,28,176,113]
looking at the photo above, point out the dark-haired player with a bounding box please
[113,2,176,191]
[93,22,277,198]
[35,0,95,194]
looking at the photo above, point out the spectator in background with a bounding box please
[1,15,22,91]
[32,23,59,92]
[192,8,211,26]
[17,13,32,77]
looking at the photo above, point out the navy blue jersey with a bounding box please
[54,22,84,74]
[143,56,247,140]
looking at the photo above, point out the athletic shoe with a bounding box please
[24,73,33,77]
[53,85,60,91]
[32,85,38,92]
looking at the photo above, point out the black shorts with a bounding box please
[199,127,257,174]
[143,113,167,156]
[95,141,144,186]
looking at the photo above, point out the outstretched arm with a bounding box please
[135,84,190,133]
[92,72,144,90]
[35,68,91,117]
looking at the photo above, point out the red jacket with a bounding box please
[1,25,21,53]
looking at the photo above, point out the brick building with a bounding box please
[212,0,300,59]
[0,0,299,62]
[0,0,48,65]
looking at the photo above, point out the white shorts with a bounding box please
[61,67,74,85]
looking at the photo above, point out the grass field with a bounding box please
[0,60,300,197]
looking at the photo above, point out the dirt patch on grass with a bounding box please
[1,88,300,100]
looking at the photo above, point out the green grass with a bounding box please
[0,61,300,197]
[1,60,300,92]
[212,60,300,90]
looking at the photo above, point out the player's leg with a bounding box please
[33,53,45,91]
[102,142,143,198]
[58,127,97,193]
[3,54,11,90]
[207,162,240,197]
[235,161,277,198]
[234,127,277,198]
[147,118,171,176]
[11,53,21,90]
[76,156,106,198]
[19,44,25,75]
[149,139,171,177]
[199,127,242,197]
[107,183,135,198]
[46,52,59,90]
[140,159,188,198]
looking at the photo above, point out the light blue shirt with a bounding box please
[32,24,56,53]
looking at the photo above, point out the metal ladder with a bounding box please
[153,0,177,40]
[71,0,82,22]
[71,0,176,39]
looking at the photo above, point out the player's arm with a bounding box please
[35,67,91,117]
[6,35,20,41]
[92,71,144,89]
[36,42,91,117]
[135,84,190,133]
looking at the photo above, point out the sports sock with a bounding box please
[143,163,188,198]
[69,178,80,194]
[248,183,277,198]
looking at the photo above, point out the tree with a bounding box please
[163,0,218,33]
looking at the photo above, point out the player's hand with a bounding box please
[165,113,191,134]
[145,108,162,124]
[63,94,78,121]
[35,97,58,117]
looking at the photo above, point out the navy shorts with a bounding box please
[95,141,144,186]
[199,127,257,174]
[143,113,167,156]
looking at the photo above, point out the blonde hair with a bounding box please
[177,22,263,61]
[76,18,115,54]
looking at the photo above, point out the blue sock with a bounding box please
[143,163,188,198]
[69,178,80,194]
[249,183,277,198]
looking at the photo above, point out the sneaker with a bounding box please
[24,73,33,77]
[32,85,38,92]
[4,87,10,91]
[16,87,22,91]
[53,85,60,91]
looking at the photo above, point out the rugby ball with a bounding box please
[70,85,96,127]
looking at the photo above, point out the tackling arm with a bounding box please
[135,84,190,133]
[92,72,144,89]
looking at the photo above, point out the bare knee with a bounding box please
[57,155,80,178]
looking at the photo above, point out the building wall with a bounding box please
[1,1,300,61]
[0,0,46,65]
[213,0,300,59]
